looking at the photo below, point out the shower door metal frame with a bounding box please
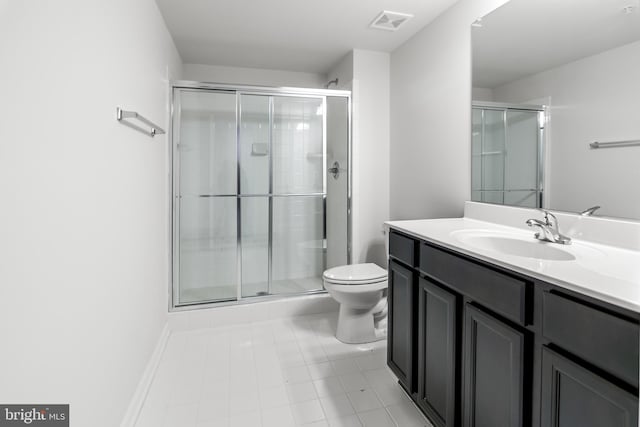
[471,101,546,208]
[169,81,352,311]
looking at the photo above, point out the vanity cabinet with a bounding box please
[540,291,639,427]
[387,234,417,394]
[417,277,458,427]
[541,347,638,427]
[386,229,639,427]
[541,291,639,388]
[419,238,531,427]
[463,303,525,427]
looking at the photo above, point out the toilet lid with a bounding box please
[323,263,387,285]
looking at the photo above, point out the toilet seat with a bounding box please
[323,263,387,285]
[324,280,387,295]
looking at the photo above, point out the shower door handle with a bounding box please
[323,195,327,240]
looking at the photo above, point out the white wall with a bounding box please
[390,0,510,220]
[491,40,640,219]
[472,87,494,101]
[328,50,390,267]
[183,63,327,88]
[0,1,181,426]
[325,97,350,269]
[326,51,354,91]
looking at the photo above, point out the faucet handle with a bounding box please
[538,209,557,227]
[538,209,572,245]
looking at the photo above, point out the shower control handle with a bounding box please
[328,161,343,180]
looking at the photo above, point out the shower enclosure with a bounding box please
[171,82,351,308]
[471,102,545,208]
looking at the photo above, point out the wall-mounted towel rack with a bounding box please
[589,139,640,149]
[116,107,165,137]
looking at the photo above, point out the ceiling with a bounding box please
[473,0,640,88]
[155,0,459,74]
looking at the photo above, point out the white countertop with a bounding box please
[385,217,640,314]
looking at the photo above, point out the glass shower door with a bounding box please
[172,85,348,308]
[239,94,270,297]
[240,94,326,297]
[271,96,325,294]
[471,105,543,208]
[175,89,239,304]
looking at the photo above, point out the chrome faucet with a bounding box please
[526,210,572,245]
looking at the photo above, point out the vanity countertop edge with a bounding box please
[385,217,640,314]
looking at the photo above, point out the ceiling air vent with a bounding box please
[369,10,414,31]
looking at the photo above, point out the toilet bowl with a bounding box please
[323,263,388,344]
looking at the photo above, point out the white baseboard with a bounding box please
[120,323,170,427]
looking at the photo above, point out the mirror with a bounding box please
[471,0,640,220]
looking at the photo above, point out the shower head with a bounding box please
[325,78,339,89]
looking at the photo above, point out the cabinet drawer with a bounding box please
[419,243,528,326]
[543,291,639,388]
[389,231,416,267]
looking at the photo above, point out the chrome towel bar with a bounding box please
[116,107,165,137]
[589,139,640,149]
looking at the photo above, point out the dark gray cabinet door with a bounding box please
[541,347,638,427]
[387,259,415,392]
[417,278,458,427]
[463,304,525,427]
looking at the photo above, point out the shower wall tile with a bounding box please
[179,91,237,196]
[239,94,270,195]
[273,98,324,195]
[271,196,324,285]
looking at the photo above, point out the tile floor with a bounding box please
[135,312,432,427]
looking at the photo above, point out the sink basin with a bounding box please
[451,229,576,261]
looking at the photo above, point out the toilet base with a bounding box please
[335,302,388,344]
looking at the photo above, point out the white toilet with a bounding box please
[323,263,388,344]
